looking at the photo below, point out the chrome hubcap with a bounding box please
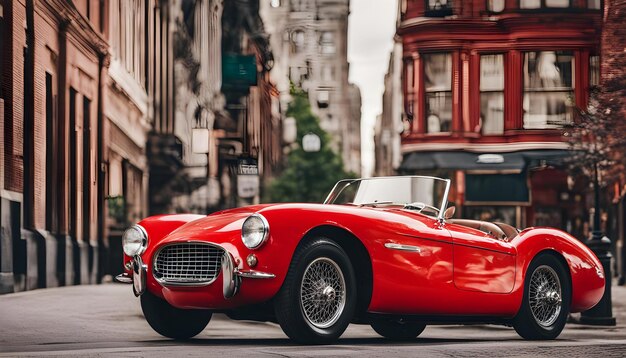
[529,265,562,327]
[300,257,346,329]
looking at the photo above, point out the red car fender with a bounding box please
[510,228,605,313]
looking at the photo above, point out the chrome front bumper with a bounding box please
[115,246,275,299]
[114,255,147,297]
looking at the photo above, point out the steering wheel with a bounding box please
[403,202,440,215]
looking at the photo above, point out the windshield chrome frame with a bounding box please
[324,176,451,222]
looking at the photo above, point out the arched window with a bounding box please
[291,30,305,54]
[319,31,335,54]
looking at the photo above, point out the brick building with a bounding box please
[219,0,281,208]
[397,0,602,232]
[0,0,108,292]
[600,0,626,282]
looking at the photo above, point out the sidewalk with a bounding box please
[568,280,626,328]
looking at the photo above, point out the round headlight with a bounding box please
[241,214,269,249]
[122,225,148,256]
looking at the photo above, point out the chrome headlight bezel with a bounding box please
[241,214,269,249]
[122,224,148,257]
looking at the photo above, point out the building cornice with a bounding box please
[401,141,569,154]
[39,0,110,61]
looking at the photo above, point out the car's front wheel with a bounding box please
[513,253,570,340]
[274,238,357,344]
[141,290,212,339]
[371,319,426,340]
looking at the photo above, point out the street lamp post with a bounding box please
[579,162,616,325]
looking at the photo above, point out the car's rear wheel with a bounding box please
[141,290,212,339]
[371,319,426,340]
[513,253,570,340]
[274,238,357,344]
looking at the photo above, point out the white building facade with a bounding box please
[261,0,362,175]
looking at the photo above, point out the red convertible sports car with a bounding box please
[116,176,605,344]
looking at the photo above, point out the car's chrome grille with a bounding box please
[153,243,224,285]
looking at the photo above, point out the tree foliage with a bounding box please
[266,86,356,203]
[565,87,626,188]
[564,1,626,189]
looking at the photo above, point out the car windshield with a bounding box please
[324,176,451,219]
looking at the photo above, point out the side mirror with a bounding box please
[444,206,456,220]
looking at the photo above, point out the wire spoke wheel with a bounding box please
[529,265,562,327]
[300,257,346,329]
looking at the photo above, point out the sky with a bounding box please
[347,0,399,177]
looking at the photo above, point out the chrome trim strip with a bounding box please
[152,241,225,287]
[114,272,132,284]
[438,179,451,223]
[236,270,276,279]
[384,243,422,253]
[222,251,240,299]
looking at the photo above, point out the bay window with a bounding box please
[425,0,453,16]
[487,0,505,12]
[521,0,571,8]
[480,54,504,135]
[523,51,574,129]
[423,53,452,133]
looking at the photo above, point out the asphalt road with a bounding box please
[1,283,626,357]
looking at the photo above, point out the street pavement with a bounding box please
[1,283,626,357]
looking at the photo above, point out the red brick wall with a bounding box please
[31,4,61,230]
[601,0,626,189]
[5,0,25,194]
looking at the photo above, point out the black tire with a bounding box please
[513,253,570,340]
[274,238,357,344]
[371,320,426,340]
[141,290,212,339]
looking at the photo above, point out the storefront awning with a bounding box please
[399,150,571,173]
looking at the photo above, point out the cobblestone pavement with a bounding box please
[1,283,625,357]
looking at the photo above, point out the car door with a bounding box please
[446,222,516,294]
[367,210,455,315]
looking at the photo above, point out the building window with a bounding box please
[317,90,330,108]
[291,30,305,54]
[480,54,504,135]
[291,0,309,11]
[521,0,571,8]
[45,72,55,230]
[83,96,91,240]
[319,32,335,55]
[588,0,601,9]
[425,0,453,16]
[590,55,600,87]
[488,0,505,12]
[424,53,452,133]
[271,0,281,8]
[289,66,309,85]
[523,51,574,129]
[321,64,334,81]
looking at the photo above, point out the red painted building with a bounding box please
[398,0,602,232]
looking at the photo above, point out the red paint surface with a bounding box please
[128,203,604,317]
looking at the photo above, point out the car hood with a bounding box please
[160,204,282,244]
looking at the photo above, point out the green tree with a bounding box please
[266,86,356,203]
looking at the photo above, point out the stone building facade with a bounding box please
[261,0,362,175]
[375,36,403,177]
